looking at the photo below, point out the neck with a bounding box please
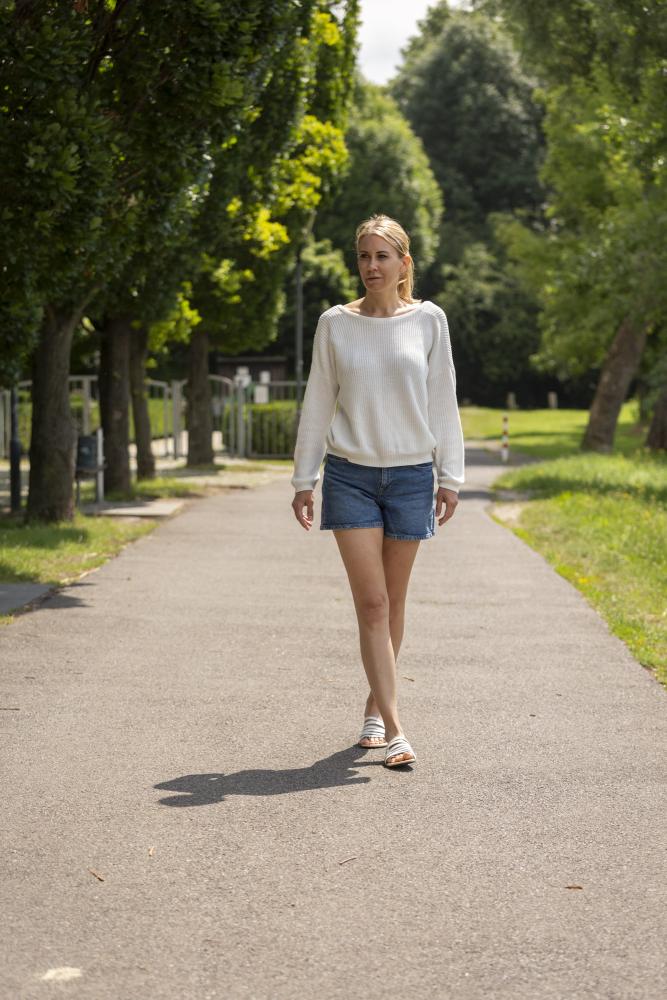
[359,291,409,316]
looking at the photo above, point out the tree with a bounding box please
[384,4,547,403]
[182,2,360,467]
[436,240,550,405]
[0,1,313,518]
[274,237,357,375]
[314,78,443,285]
[389,4,545,266]
[479,0,667,449]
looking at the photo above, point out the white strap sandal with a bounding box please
[357,715,388,748]
[384,734,416,767]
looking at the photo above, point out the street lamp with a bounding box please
[295,210,316,420]
[10,385,21,513]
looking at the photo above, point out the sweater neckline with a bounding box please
[337,302,426,320]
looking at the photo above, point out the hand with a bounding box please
[435,487,458,526]
[292,489,314,531]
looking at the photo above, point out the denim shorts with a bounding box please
[320,453,436,540]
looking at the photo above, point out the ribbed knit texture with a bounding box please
[291,301,465,493]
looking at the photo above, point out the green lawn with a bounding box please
[0,513,156,625]
[460,400,645,458]
[492,449,667,689]
[0,461,287,623]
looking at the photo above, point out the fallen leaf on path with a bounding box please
[565,884,583,890]
[87,868,105,882]
[338,856,357,866]
[402,675,415,682]
[148,846,155,857]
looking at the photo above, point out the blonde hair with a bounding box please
[355,214,416,303]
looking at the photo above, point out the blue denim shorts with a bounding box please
[320,453,436,540]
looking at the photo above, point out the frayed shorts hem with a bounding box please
[384,530,434,541]
[320,520,384,531]
[320,522,433,541]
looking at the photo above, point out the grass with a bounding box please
[460,400,644,458]
[493,449,667,688]
[0,459,290,622]
[0,512,155,594]
[83,476,213,503]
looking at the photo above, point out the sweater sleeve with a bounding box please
[291,313,339,492]
[426,307,465,492]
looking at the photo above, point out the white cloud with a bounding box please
[357,0,468,85]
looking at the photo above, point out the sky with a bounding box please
[357,0,469,85]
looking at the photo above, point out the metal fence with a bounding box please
[0,372,300,461]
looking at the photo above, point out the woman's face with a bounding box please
[356,234,409,294]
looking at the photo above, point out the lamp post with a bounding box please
[10,385,21,512]
[295,210,316,420]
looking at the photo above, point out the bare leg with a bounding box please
[365,535,420,718]
[333,529,420,763]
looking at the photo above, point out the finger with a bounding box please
[442,499,458,524]
[293,501,312,530]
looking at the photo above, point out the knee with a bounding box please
[356,591,390,626]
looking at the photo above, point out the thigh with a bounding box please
[382,537,421,607]
[332,526,387,610]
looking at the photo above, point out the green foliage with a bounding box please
[247,400,298,457]
[186,3,358,359]
[389,5,545,247]
[381,4,546,404]
[438,241,544,404]
[314,78,443,281]
[275,237,357,374]
[1,1,342,378]
[483,0,667,413]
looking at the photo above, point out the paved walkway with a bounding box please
[1,450,665,999]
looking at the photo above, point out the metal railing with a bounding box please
[0,374,299,461]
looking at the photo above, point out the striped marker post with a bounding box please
[501,412,509,463]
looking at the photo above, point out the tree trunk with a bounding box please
[26,307,81,523]
[582,317,647,453]
[186,326,213,467]
[99,315,132,495]
[129,325,155,479]
[647,384,667,451]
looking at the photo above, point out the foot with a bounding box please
[357,715,388,748]
[384,733,416,767]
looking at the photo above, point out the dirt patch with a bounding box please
[489,500,527,525]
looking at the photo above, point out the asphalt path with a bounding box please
[1,449,666,999]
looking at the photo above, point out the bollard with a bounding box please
[501,412,509,463]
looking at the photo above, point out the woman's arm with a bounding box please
[291,313,339,494]
[426,307,465,494]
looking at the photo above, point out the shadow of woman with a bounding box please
[154,745,393,807]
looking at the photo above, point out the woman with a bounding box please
[291,214,464,768]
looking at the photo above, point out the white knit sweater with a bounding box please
[291,301,465,493]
